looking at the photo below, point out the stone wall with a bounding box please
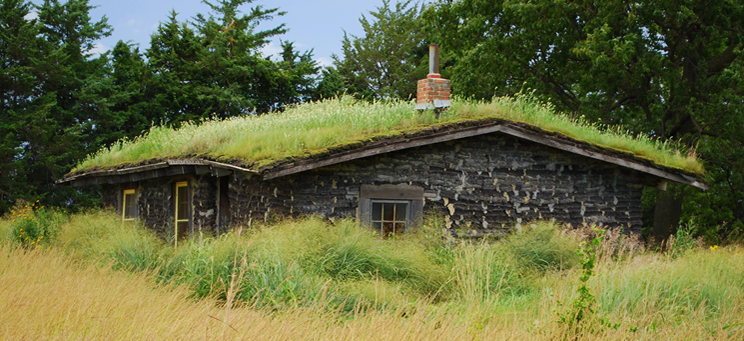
[229,133,645,234]
[136,179,173,236]
[192,174,218,234]
[102,175,221,238]
[101,132,646,236]
[101,184,118,210]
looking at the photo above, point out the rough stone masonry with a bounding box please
[228,133,644,237]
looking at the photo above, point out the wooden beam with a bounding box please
[211,167,233,177]
[202,160,258,174]
[195,166,211,175]
[360,184,424,200]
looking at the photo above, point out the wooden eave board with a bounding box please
[58,159,257,187]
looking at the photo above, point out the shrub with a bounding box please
[7,201,67,249]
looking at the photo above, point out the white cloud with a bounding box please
[127,19,136,26]
[24,11,38,21]
[260,41,283,59]
[315,56,333,68]
[88,43,108,57]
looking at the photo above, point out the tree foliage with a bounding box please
[334,0,429,100]
[147,0,317,119]
[0,0,111,213]
[0,0,319,215]
[426,0,744,236]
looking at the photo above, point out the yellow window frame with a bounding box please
[122,189,136,221]
[174,181,189,247]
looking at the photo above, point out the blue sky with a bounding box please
[73,0,417,67]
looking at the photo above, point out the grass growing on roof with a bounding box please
[73,94,704,174]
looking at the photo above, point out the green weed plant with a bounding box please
[6,201,67,249]
[556,228,620,338]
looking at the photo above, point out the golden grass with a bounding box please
[3,242,742,340]
[73,95,704,175]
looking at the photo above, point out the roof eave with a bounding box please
[57,159,258,187]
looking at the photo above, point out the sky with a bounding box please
[71,0,419,67]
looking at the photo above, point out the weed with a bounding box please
[7,201,67,249]
[667,218,698,258]
[557,228,618,337]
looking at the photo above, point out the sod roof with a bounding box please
[61,95,706,188]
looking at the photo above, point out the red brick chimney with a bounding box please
[416,44,451,110]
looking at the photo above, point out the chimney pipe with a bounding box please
[429,44,439,75]
[416,44,451,111]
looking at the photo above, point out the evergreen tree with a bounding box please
[312,67,348,101]
[0,0,39,212]
[0,0,111,213]
[146,11,204,124]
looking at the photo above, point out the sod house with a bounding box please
[59,103,706,243]
[59,47,706,241]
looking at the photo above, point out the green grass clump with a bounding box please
[73,94,703,175]
[596,246,744,319]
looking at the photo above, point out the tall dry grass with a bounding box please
[2,242,743,340]
[2,210,743,339]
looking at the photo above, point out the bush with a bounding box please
[7,201,67,249]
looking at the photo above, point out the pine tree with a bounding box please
[0,0,111,213]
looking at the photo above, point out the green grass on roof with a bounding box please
[72,95,704,175]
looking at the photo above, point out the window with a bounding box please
[174,181,190,246]
[122,189,136,221]
[371,201,409,238]
[359,184,423,239]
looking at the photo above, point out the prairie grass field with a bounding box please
[74,95,703,174]
[2,206,742,340]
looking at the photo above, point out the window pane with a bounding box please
[383,203,394,221]
[395,203,407,222]
[177,221,189,241]
[394,222,406,234]
[177,186,188,220]
[124,193,135,219]
[382,222,394,237]
[372,203,382,221]
[373,222,382,238]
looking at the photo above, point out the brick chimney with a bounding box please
[415,44,451,110]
